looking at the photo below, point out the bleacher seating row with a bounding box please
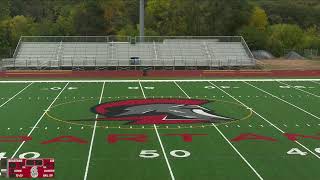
[1,37,255,69]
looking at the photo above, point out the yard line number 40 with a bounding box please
[0,152,40,159]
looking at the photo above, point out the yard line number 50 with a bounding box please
[139,150,191,158]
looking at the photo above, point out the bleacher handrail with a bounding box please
[13,37,22,58]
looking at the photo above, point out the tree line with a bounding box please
[0,0,319,58]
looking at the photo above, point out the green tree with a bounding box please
[182,0,251,36]
[238,26,268,50]
[146,0,187,35]
[56,15,74,36]
[102,0,129,34]
[33,20,59,36]
[0,0,11,20]
[0,20,11,49]
[267,24,304,56]
[72,1,106,35]
[249,6,268,31]
[301,26,320,50]
[117,24,138,36]
[259,0,320,29]
[8,16,36,45]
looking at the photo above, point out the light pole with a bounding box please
[139,0,144,42]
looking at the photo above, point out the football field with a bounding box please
[0,79,320,180]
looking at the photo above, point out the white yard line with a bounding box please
[174,81,263,180]
[11,82,70,158]
[0,79,319,83]
[138,80,147,98]
[208,81,320,159]
[277,81,319,98]
[84,81,106,180]
[0,82,33,108]
[139,80,175,180]
[311,81,320,85]
[153,124,175,180]
[244,81,320,120]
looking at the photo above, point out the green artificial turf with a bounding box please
[0,79,319,180]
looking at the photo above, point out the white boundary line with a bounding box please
[84,81,106,180]
[276,81,319,98]
[11,82,70,158]
[139,80,175,180]
[174,81,263,180]
[0,79,319,83]
[244,81,320,120]
[208,81,320,159]
[0,82,33,108]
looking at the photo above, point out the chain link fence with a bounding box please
[283,48,319,60]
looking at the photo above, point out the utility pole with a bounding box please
[139,0,145,42]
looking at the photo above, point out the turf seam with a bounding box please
[0,82,33,108]
[276,81,319,98]
[210,81,320,160]
[243,81,320,120]
[11,82,70,158]
[174,81,264,180]
[83,81,106,180]
[139,80,176,180]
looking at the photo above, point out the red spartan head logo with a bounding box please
[90,99,234,125]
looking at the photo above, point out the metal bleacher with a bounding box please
[0,36,255,70]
